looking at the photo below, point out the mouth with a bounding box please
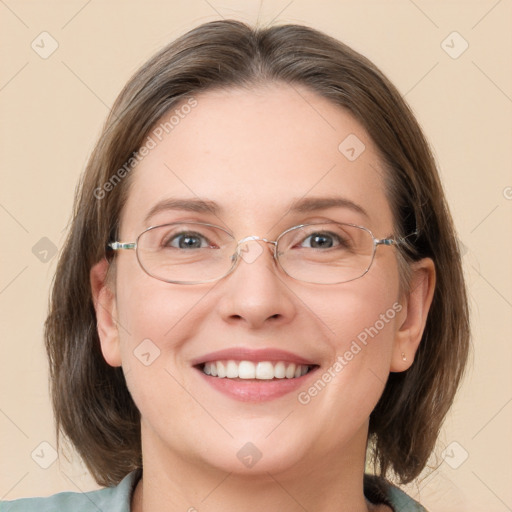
[190,347,321,401]
[195,360,319,380]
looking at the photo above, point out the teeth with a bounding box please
[256,362,274,380]
[202,360,312,380]
[274,361,286,379]
[216,361,226,378]
[285,363,296,379]
[239,361,255,379]
[226,360,238,378]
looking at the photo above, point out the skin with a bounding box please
[91,83,435,512]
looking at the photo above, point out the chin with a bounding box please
[202,444,306,477]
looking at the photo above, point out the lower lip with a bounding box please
[194,366,319,402]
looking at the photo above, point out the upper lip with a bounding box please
[191,347,318,367]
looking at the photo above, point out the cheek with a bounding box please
[114,256,201,346]
[113,283,190,431]
[340,309,397,354]
[333,296,401,386]
[290,281,402,457]
[325,292,400,391]
[112,262,213,411]
[324,262,401,352]
[306,263,402,401]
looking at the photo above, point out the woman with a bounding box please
[2,19,469,511]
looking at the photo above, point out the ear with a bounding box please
[90,258,122,367]
[390,257,436,372]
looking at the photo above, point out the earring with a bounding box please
[401,352,407,362]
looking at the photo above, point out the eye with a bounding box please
[164,231,213,249]
[298,231,349,250]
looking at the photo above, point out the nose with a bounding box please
[216,238,297,329]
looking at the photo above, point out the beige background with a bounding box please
[1,1,511,510]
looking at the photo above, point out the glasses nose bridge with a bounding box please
[236,235,277,249]
[236,235,277,256]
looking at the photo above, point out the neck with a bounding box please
[131,425,386,512]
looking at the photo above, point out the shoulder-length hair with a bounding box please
[45,19,470,487]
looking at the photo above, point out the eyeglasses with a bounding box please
[107,221,401,285]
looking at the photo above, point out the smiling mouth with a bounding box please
[195,360,319,380]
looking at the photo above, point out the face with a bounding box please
[95,83,423,477]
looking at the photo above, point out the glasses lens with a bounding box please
[277,223,375,284]
[137,223,236,284]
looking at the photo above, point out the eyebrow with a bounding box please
[144,196,369,224]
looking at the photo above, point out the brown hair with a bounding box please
[45,19,470,487]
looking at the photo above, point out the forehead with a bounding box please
[120,83,393,236]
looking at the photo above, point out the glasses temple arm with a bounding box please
[108,242,136,250]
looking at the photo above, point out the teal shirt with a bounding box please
[1,470,427,511]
